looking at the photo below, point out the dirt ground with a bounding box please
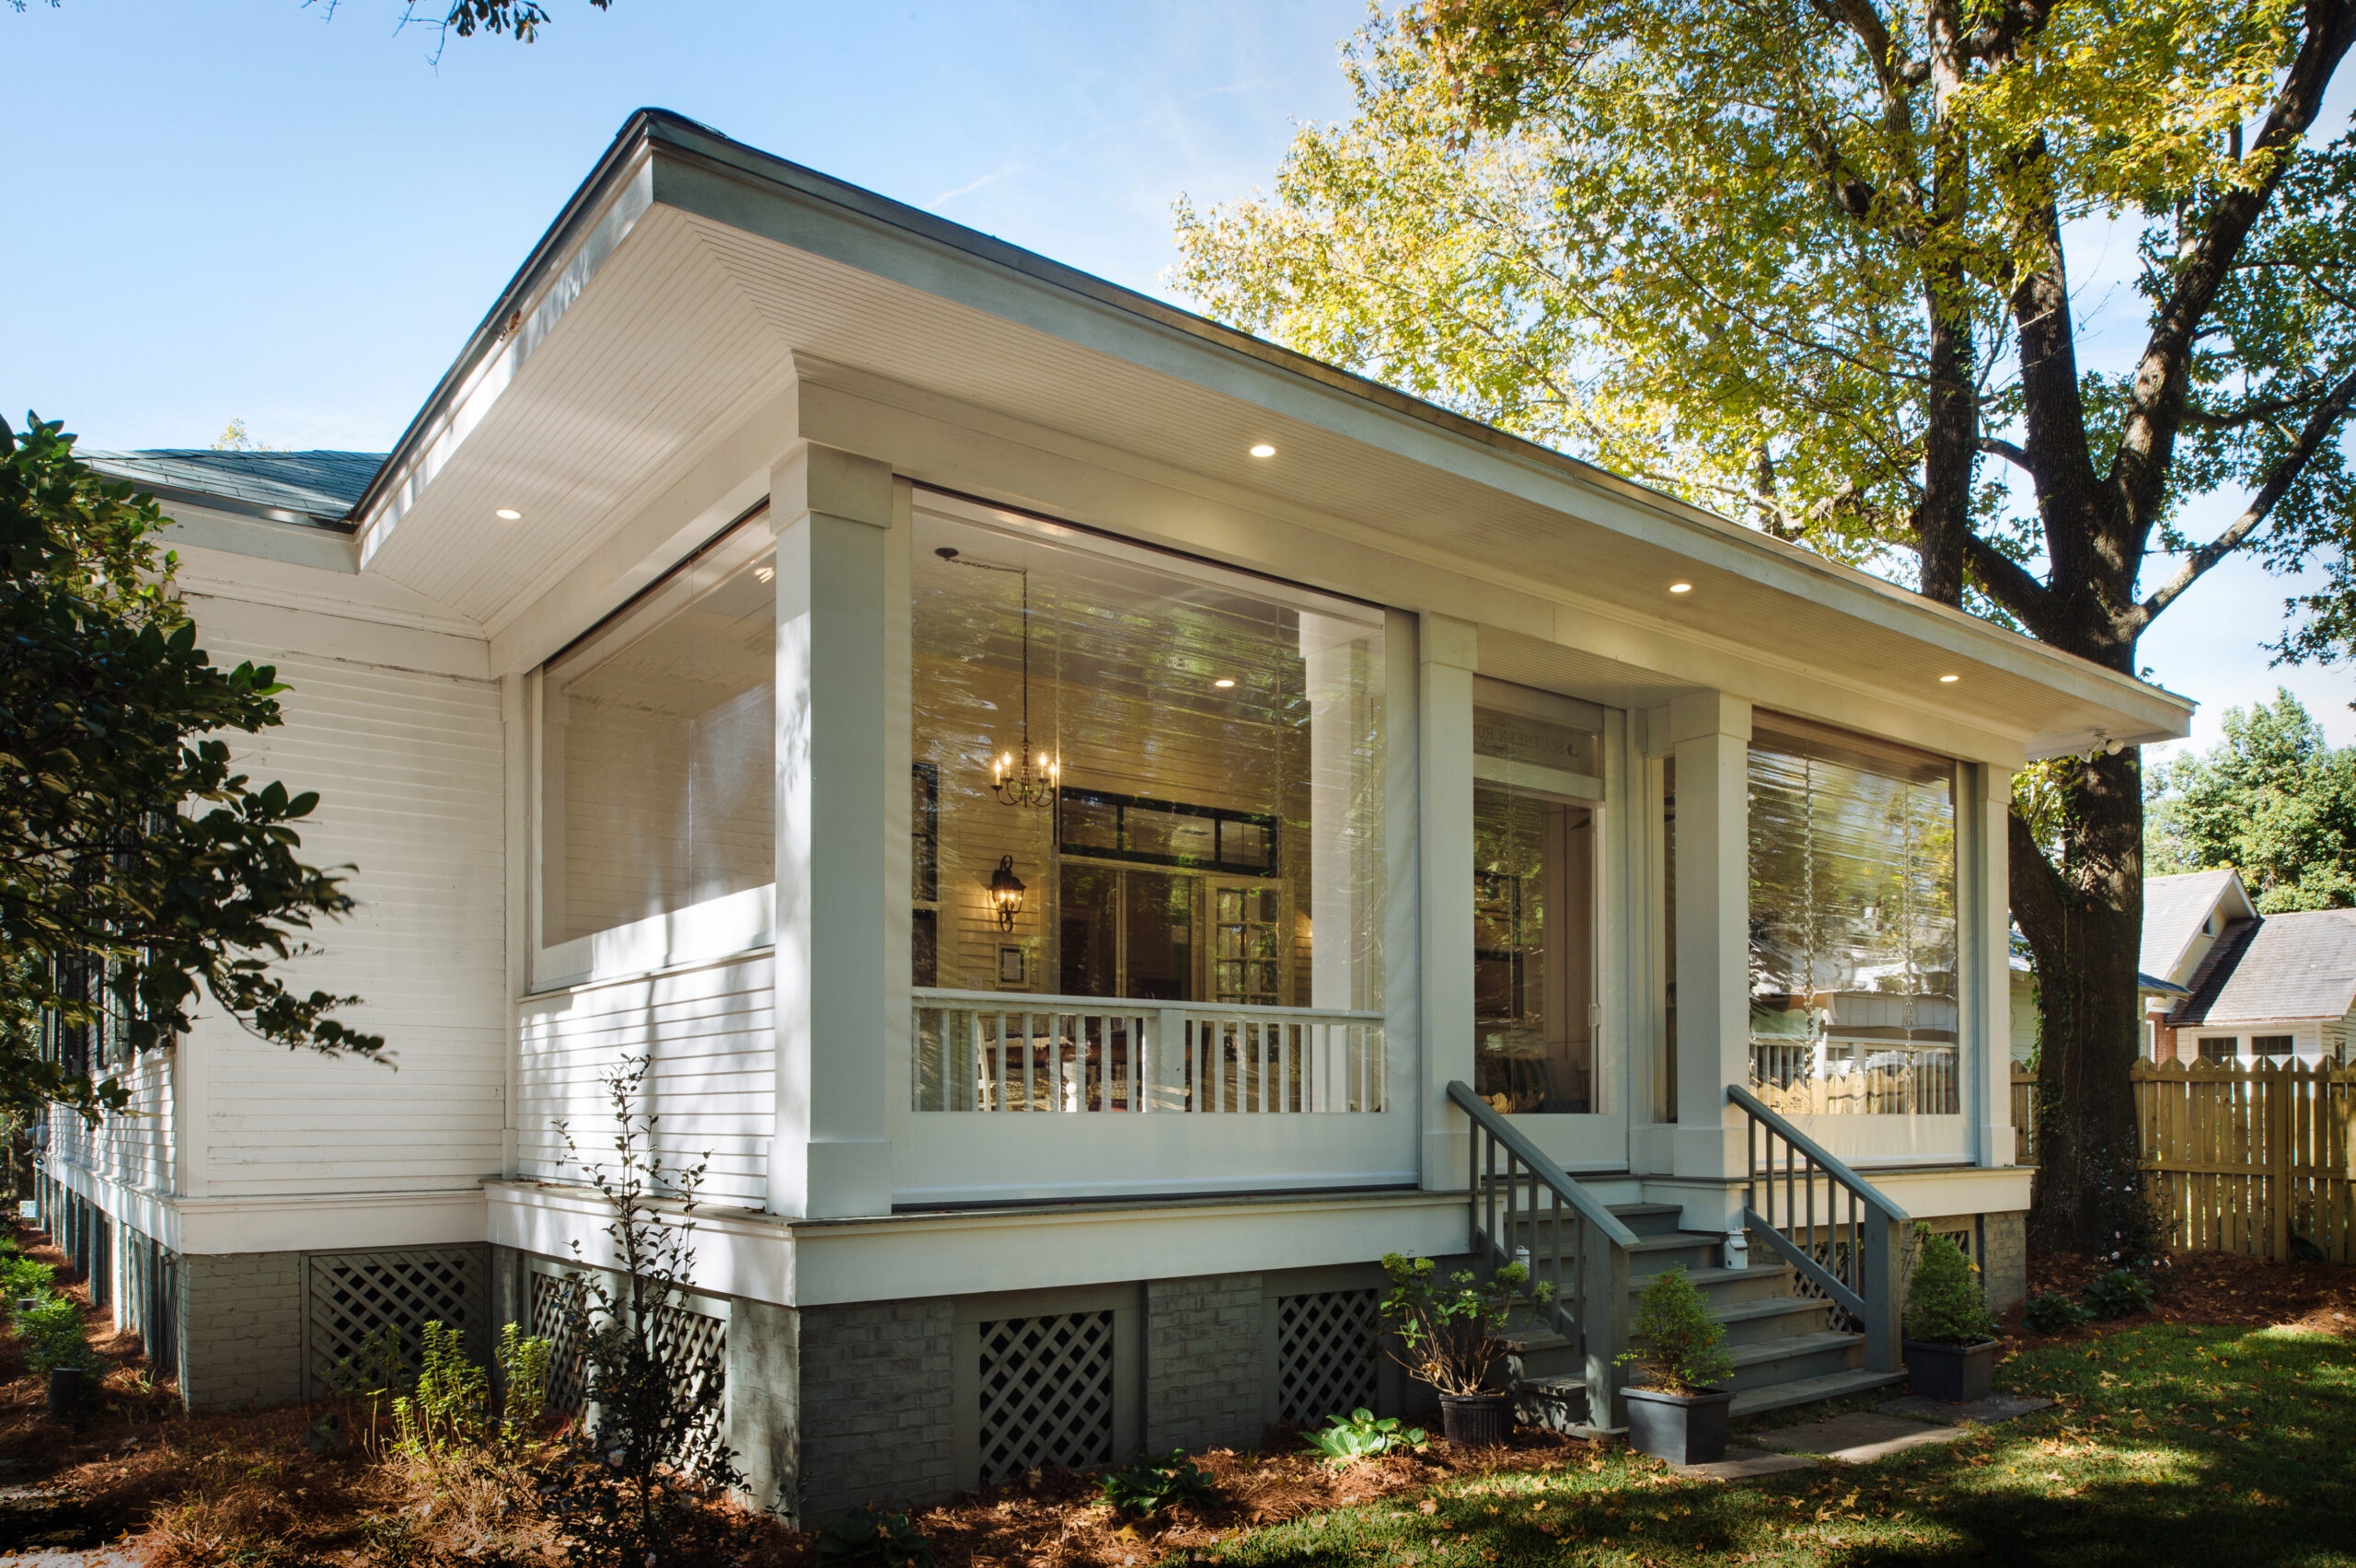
[0,1221,2345,1564]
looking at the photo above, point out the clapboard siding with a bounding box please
[181,633,509,1196]
[47,1033,177,1199]
[517,952,774,1205]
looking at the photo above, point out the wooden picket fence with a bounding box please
[2012,1061,2356,1263]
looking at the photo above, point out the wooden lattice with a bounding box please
[976,1311,1116,1483]
[304,1246,490,1397]
[1276,1288,1380,1424]
[652,1302,729,1465]
[531,1271,589,1415]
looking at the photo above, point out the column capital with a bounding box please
[772,442,894,532]
[1417,611,1479,672]
[1667,690,1751,745]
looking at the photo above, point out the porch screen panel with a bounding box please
[1747,719,1958,1115]
[910,498,1385,1019]
[541,526,777,946]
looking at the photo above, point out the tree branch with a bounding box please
[2181,380,2335,430]
[1977,435,2034,471]
[1966,532,2055,634]
[2136,360,2356,625]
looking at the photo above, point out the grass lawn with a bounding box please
[1201,1323,2356,1568]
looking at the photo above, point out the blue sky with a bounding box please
[4,0,2346,753]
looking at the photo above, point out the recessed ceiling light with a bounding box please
[1938,674,1960,683]
[1669,582,1692,594]
[1214,678,1236,688]
[494,507,522,520]
[1249,443,1276,458]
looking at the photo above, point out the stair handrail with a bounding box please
[1448,1081,1638,1428]
[1727,1083,1910,1373]
[1449,1082,1643,1251]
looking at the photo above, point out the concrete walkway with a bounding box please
[1669,1391,2056,1480]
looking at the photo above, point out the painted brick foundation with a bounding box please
[1143,1273,1265,1453]
[797,1297,955,1523]
[176,1251,304,1411]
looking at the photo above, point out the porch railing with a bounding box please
[1448,1080,1638,1427]
[910,988,1385,1113]
[1728,1083,1908,1372]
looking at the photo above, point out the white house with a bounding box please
[2139,871,2356,1064]
[39,110,2191,1520]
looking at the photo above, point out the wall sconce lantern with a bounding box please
[988,855,1026,931]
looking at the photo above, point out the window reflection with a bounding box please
[1747,719,1958,1116]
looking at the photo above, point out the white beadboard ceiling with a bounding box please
[355,114,2192,762]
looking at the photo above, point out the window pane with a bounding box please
[914,500,1384,1005]
[1747,722,1957,1116]
[542,536,775,946]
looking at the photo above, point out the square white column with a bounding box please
[1969,763,2016,1167]
[1416,613,1477,1190]
[770,442,895,1219]
[1669,691,1751,1200]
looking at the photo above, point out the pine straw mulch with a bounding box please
[2002,1247,2356,1352]
[906,1428,1602,1568]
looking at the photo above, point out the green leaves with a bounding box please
[2146,688,2356,910]
[1905,1225,2001,1345]
[0,412,383,1120]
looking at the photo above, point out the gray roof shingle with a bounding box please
[2170,908,2356,1025]
[2142,869,2245,980]
[80,449,385,525]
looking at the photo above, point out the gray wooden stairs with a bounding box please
[1507,1200,1905,1427]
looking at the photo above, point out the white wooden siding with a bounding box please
[179,627,509,1196]
[517,952,774,1206]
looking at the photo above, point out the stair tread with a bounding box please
[1627,1233,1720,1253]
[1695,1297,1831,1326]
[1605,1203,1684,1218]
[1727,1368,1908,1419]
[1724,1330,1861,1368]
[1626,1263,1795,1291]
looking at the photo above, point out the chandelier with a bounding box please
[936,547,1059,809]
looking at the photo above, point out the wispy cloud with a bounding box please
[934,162,1027,203]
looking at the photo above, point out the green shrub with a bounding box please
[19,1295,104,1379]
[1378,1252,1547,1397]
[1301,1407,1426,1464]
[1904,1227,2000,1344]
[2023,1291,2093,1333]
[814,1508,935,1568]
[1096,1449,1218,1516]
[0,1254,52,1302]
[2085,1268,2154,1320]
[1620,1266,1734,1394]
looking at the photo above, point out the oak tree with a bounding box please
[1175,0,2356,1248]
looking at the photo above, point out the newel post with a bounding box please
[1581,1224,1631,1429]
[1861,1209,1905,1374]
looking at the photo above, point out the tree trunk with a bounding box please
[2011,747,2147,1253]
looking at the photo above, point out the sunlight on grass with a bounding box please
[1194,1323,2356,1567]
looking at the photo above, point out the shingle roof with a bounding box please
[80,449,384,525]
[2142,870,2246,981]
[2170,908,2356,1026]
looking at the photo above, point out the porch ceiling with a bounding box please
[355,111,2190,762]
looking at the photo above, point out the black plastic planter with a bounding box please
[1623,1387,1735,1465]
[1903,1339,2000,1402]
[1438,1392,1516,1447]
[47,1367,83,1419]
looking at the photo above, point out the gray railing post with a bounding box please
[1580,1216,1630,1429]
[1860,1207,1904,1373]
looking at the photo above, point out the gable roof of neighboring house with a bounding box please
[2142,869,2254,984]
[80,449,382,529]
[2170,908,2356,1026]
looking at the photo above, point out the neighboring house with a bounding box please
[37,110,2191,1520]
[2007,869,2244,1063]
[2162,903,2356,1066]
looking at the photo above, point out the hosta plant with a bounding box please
[1301,1408,1427,1465]
[1096,1450,1218,1516]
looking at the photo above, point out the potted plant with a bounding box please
[1378,1252,1547,1446]
[1617,1266,1736,1464]
[1902,1226,2002,1401]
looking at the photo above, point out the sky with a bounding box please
[2,0,2347,756]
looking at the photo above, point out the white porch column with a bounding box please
[769,442,895,1219]
[1969,763,2016,1167]
[1302,613,1380,1012]
[1669,691,1751,1210]
[1417,613,1477,1190]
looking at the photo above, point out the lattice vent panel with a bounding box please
[1276,1289,1380,1424]
[976,1311,1116,1483]
[653,1303,729,1465]
[531,1272,589,1415]
[305,1246,490,1396]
